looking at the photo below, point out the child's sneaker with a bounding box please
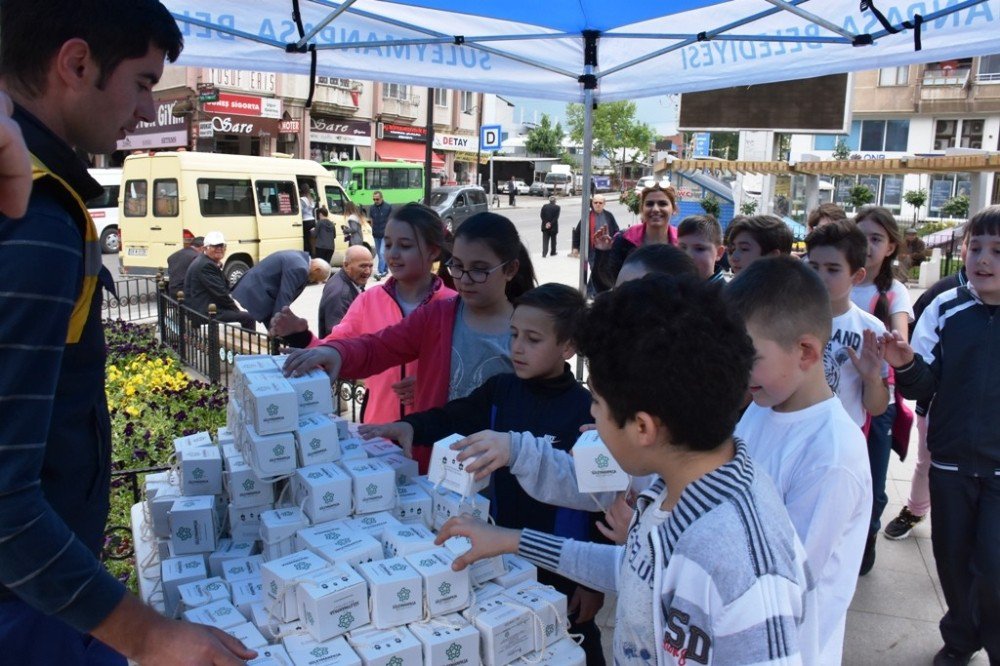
[884,506,924,540]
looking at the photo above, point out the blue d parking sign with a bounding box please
[480,125,502,151]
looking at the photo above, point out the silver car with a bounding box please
[429,186,489,232]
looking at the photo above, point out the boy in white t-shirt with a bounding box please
[726,257,873,666]
[806,220,890,427]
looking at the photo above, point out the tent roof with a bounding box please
[165,0,1000,103]
[670,153,1000,176]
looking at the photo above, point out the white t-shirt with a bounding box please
[615,483,670,664]
[736,398,871,665]
[851,280,914,322]
[825,303,889,426]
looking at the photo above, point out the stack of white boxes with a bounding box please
[138,354,580,665]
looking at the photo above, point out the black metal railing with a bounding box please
[102,465,169,563]
[102,276,159,322]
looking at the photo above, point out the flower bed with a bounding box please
[103,320,228,590]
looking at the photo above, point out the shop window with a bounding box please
[881,175,904,211]
[123,179,147,217]
[928,173,972,216]
[197,178,254,216]
[153,179,178,217]
[255,181,299,216]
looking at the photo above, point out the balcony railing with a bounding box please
[922,68,971,86]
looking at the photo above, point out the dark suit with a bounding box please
[183,254,255,328]
[540,202,561,257]
[166,246,199,298]
[230,250,311,327]
[318,268,363,336]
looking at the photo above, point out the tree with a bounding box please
[903,189,928,226]
[566,100,654,184]
[739,200,758,216]
[524,114,563,157]
[833,140,851,161]
[700,194,721,218]
[846,184,875,210]
[941,194,970,219]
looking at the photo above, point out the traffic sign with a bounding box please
[480,125,502,152]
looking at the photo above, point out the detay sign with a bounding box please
[433,133,478,152]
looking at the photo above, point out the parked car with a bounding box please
[429,185,489,232]
[634,175,671,195]
[528,181,547,197]
[499,179,529,195]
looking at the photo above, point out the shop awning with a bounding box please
[376,140,445,169]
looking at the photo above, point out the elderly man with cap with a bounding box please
[231,248,331,329]
[183,231,256,329]
[166,235,203,298]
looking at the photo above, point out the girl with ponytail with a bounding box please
[850,205,915,575]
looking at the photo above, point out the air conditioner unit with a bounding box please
[410,95,421,106]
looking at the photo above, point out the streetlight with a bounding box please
[462,95,484,187]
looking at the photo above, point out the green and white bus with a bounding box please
[322,160,424,207]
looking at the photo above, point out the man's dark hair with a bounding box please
[514,283,586,345]
[621,243,697,278]
[725,214,794,255]
[805,219,867,273]
[578,275,753,451]
[676,214,723,246]
[724,256,831,348]
[0,0,183,97]
[966,204,1000,238]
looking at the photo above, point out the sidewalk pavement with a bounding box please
[286,254,982,665]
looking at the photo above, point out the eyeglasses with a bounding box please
[444,260,509,283]
[207,244,226,249]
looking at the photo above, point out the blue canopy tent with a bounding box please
[163,0,1000,291]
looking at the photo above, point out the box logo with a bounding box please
[322,491,336,504]
[446,643,462,660]
[310,437,321,451]
[310,647,329,658]
[242,478,255,491]
[595,454,610,469]
[397,587,412,602]
[192,467,205,479]
[273,444,286,457]
[176,527,193,541]
[338,611,354,629]
[366,483,378,496]
[293,561,311,571]
[438,582,452,596]
[267,404,279,417]
[303,389,315,402]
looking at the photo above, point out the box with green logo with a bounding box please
[347,625,422,666]
[261,550,330,623]
[408,614,479,666]
[342,459,397,515]
[296,413,341,467]
[356,557,423,628]
[167,495,218,555]
[295,563,370,642]
[285,367,335,416]
[571,430,630,493]
[293,462,352,523]
[182,599,246,630]
[404,547,470,617]
[282,634,361,666]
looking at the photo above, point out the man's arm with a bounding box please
[402,376,496,444]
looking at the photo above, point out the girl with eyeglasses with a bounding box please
[283,212,536,472]
[591,184,679,293]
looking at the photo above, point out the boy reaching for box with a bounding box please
[726,257,872,665]
[436,274,818,665]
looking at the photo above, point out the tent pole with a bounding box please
[425,87,434,204]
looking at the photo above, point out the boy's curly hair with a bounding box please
[577,275,753,452]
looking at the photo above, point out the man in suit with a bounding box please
[183,231,256,329]
[166,235,203,297]
[318,245,374,335]
[540,195,560,257]
[231,248,331,329]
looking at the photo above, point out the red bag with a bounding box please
[891,389,914,461]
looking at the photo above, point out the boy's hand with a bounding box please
[434,515,521,571]
[568,587,605,624]
[595,490,635,545]
[358,421,414,458]
[282,345,342,380]
[390,375,416,406]
[578,424,597,433]
[451,430,511,480]
[848,328,885,382]
[269,306,308,338]
[881,330,915,368]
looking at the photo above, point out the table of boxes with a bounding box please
[132,354,585,666]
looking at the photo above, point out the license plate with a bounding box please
[126,247,148,257]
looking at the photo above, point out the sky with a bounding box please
[507,94,681,136]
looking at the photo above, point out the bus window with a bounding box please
[197,178,253,216]
[255,181,299,216]
[124,180,147,217]
[153,179,179,217]
[325,186,346,215]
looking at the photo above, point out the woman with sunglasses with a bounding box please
[283,212,536,472]
[591,184,679,293]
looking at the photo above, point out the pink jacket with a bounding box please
[309,276,455,424]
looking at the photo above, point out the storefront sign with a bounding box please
[311,117,372,146]
[433,133,478,152]
[279,120,301,134]
[205,69,277,94]
[203,113,280,137]
[197,83,219,103]
[203,93,281,119]
[379,122,426,142]
[117,94,190,150]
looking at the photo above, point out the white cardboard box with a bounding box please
[338,438,369,461]
[295,521,354,553]
[347,511,403,541]
[377,453,419,487]
[227,502,273,543]
[404,548,471,617]
[342,459,397,515]
[177,576,230,610]
[260,507,310,546]
[180,446,223,496]
[432,489,490,531]
[217,426,237,448]
[286,369,335,416]
[297,413,342,467]
[244,425,298,479]
[293,463,353,523]
[231,577,265,617]
[392,483,433,528]
[408,614,480,666]
[224,621,270,650]
[355,557,423,628]
[347,626,423,666]
[381,524,437,560]
[571,430,630,493]
[260,550,330,622]
[221,554,265,583]
[295,563,371,642]
[504,580,569,652]
[361,438,402,458]
[462,596,534,666]
[443,536,505,586]
[226,457,275,509]
[182,599,246,630]
[516,637,586,665]
[494,554,537,589]
[247,643,293,666]
[149,485,183,538]
[245,373,299,436]
[313,529,383,569]
[427,434,489,498]
[160,555,208,617]
[168,495,218,555]
[282,634,362,666]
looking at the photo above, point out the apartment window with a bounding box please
[434,89,449,107]
[383,83,409,100]
[879,66,909,86]
[960,119,985,149]
[855,119,909,152]
[934,120,957,150]
[934,119,984,150]
[460,91,475,113]
[813,134,846,151]
[976,53,1000,82]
